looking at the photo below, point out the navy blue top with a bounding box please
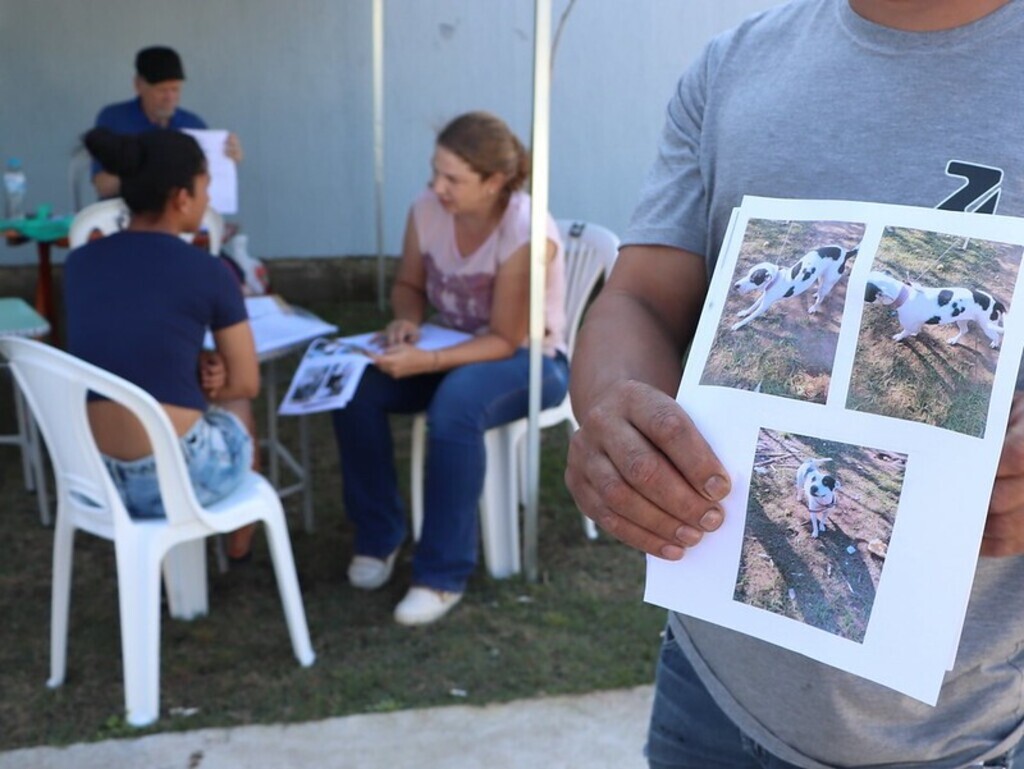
[92,97,207,175]
[65,231,247,411]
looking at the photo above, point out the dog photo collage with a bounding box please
[644,196,1024,705]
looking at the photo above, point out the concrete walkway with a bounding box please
[0,686,653,769]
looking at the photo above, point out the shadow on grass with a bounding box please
[0,300,663,750]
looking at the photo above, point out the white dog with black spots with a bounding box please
[864,270,1006,348]
[795,458,841,539]
[732,245,858,331]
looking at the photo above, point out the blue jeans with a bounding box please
[647,624,1024,769]
[102,407,252,519]
[331,349,569,592]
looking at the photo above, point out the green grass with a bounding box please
[0,299,662,750]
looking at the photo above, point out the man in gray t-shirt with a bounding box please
[566,1,1024,767]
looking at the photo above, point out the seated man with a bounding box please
[92,46,243,200]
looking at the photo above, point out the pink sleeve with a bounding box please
[411,188,442,252]
[497,193,563,265]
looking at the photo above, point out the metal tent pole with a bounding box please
[372,0,386,310]
[524,0,552,582]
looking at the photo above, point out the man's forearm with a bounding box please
[570,290,688,419]
[569,245,707,420]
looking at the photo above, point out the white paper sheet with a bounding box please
[249,312,338,358]
[244,295,286,319]
[645,196,1024,704]
[278,323,473,415]
[182,128,238,215]
[203,297,337,358]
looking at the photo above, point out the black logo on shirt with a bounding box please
[937,160,1003,214]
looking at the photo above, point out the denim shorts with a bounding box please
[102,407,253,519]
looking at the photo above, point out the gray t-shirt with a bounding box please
[625,0,1024,766]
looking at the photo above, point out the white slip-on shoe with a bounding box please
[394,586,463,626]
[347,550,398,590]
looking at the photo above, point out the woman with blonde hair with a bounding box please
[332,111,568,624]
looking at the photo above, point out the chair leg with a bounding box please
[48,516,75,688]
[162,540,209,620]
[410,414,427,541]
[114,538,163,727]
[479,426,521,578]
[26,413,51,526]
[12,383,34,491]
[262,511,315,667]
[13,384,51,525]
[299,413,315,533]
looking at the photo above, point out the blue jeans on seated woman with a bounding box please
[331,348,569,593]
[101,407,253,519]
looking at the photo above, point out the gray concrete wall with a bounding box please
[0,0,781,264]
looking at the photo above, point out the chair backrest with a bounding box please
[0,337,208,531]
[556,220,621,358]
[68,144,97,214]
[68,198,130,248]
[68,197,223,254]
[197,207,225,255]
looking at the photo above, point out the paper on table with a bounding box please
[244,295,286,319]
[644,196,1024,704]
[249,312,338,357]
[182,128,237,215]
[203,297,337,358]
[278,323,473,415]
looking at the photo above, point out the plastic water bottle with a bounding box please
[3,158,27,220]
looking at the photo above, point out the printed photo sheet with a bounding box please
[645,196,1024,704]
[278,323,472,415]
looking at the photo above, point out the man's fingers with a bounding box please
[592,382,728,534]
[565,458,692,559]
[626,383,730,506]
[565,415,715,558]
[580,439,708,544]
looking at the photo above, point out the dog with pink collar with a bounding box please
[864,270,1006,348]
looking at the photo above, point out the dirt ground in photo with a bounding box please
[702,218,865,403]
[849,227,1023,436]
[734,430,905,643]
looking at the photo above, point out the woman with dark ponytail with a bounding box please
[331,111,569,625]
[65,128,259,556]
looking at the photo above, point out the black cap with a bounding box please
[135,46,185,84]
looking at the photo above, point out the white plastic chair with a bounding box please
[68,197,224,254]
[0,337,315,727]
[409,220,620,577]
[67,143,96,213]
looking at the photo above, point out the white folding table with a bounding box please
[0,297,52,524]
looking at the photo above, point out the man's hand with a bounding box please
[985,391,1024,556]
[225,133,244,163]
[565,379,730,560]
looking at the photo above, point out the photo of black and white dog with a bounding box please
[731,244,858,331]
[794,457,841,539]
[863,270,1006,349]
[737,428,904,642]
